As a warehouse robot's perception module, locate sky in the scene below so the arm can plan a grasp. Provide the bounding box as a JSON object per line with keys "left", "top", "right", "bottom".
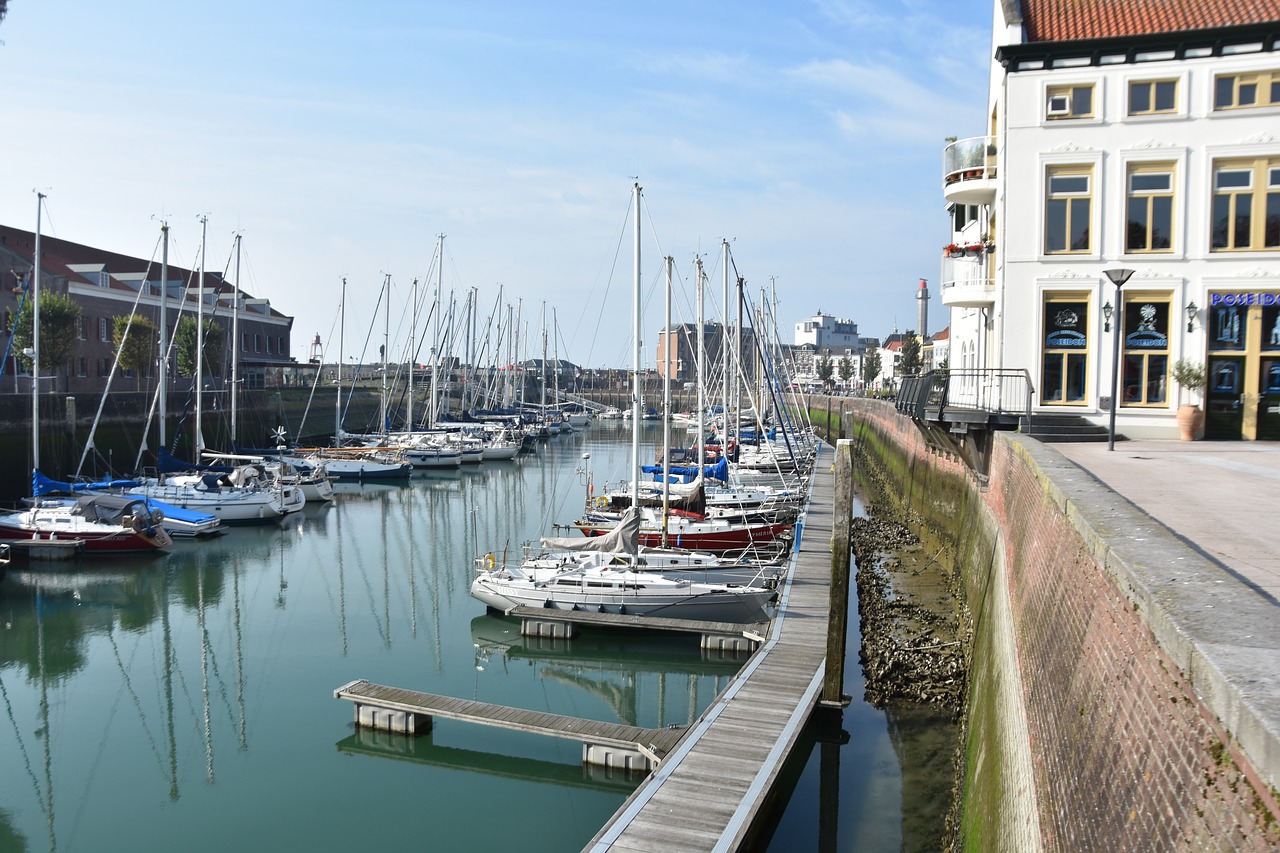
{"left": 0, "top": 0, "right": 993, "bottom": 369}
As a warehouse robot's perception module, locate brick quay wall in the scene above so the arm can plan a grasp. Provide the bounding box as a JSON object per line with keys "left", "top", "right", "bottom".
{"left": 827, "top": 397, "right": 1279, "bottom": 851}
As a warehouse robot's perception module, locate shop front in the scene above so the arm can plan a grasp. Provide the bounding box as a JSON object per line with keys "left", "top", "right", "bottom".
{"left": 1204, "top": 291, "right": 1280, "bottom": 441}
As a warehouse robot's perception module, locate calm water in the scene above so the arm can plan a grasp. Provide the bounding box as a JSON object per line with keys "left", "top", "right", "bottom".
{"left": 0, "top": 422, "right": 949, "bottom": 853}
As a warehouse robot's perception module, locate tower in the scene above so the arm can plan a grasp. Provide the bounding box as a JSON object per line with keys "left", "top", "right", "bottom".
{"left": 916, "top": 279, "right": 929, "bottom": 340}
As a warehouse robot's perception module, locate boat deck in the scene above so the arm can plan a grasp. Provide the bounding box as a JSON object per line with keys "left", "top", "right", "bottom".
{"left": 585, "top": 441, "right": 836, "bottom": 851}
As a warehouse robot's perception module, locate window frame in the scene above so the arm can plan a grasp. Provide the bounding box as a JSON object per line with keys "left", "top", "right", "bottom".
{"left": 1044, "top": 164, "right": 1095, "bottom": 255}
{"left": 1214, "top": 69, "right": 1280, "bottom": 111}
{"left": 1125, "top": 161, "right": 1176, "bottom": 254}
{"left": 1046, "top": 82, "right": 1096, "bottom": 121}
{"left": 1211, "top": 156, "right": 1280, "bottom": 252}
{"left": 1039, "top": 291, "right": 1092, "bottom": 406}
{"left": 1127, "top": 78, "right": 1179, "bottom": 117}
{"left": 1118, "top": 294, "right": 1172, "bottom": 408}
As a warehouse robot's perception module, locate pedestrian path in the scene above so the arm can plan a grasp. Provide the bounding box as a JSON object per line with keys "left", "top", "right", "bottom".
{"left": 1053, "top": 440, "right": 1280, "bottom": 602}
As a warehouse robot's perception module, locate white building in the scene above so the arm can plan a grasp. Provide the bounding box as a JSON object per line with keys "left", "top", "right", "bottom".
{"left": 791, "top": 310, "right": 865, "bottom": 389}
{"left": 942, "top": 0, "right": 1280, "bottom": 440}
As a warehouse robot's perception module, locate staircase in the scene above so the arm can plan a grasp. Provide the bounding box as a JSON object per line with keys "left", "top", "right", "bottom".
{"left": 1020, "top": 413, "right": 1117, "bottom": 443}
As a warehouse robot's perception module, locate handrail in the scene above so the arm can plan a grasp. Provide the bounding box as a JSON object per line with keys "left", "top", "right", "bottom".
{"left": 943, "top": 135, "right": 997, "bottom": 185}
{"left": 896, "top": 368, "right": 1035, "bottom": 422}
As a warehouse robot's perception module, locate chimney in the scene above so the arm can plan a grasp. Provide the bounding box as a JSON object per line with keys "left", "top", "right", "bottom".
{"left": 916, "top": 278, "right": 929, "bottom": 340}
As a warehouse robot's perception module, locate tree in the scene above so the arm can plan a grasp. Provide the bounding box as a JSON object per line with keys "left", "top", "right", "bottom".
{"left": 816, "top": 353, "right": 834, "bottom": 390}
{"left": 898, "top": 331, "right": 922, "bottom": 376}
{"left": 861, "top": 349, "right": 882, "bottom": 386}
{"left": 113, "top": 314, "right": 159, "bottom": 390}
{"left": 175, "top": 316, "right": 224, "bottom": 379}
{"left": 11, "top": 291, "right": 82, "bottom": 391}
{"left": 837, "top": 355, "right": 854, "bottom": 387}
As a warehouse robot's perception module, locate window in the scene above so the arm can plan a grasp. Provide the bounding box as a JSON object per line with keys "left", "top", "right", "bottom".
{"left": 1046, "top": 84, "right": 1094, "bottom": 120}
{"left": 952, "top": 203, "right": 980, "bottom": 231}
{"left": 1128, "top": 79, "right": 1177, "bottom": 115}
{"left": 1040, "top": 296, "right": 1090, "bottom": 405}
{"left": 1045, "top": 166, "right": 1093, "bottom": 253}
{"left": 1214, "top": 70, "right": 1280, "bottom": 110}
{"left": 1126, "top": 164, "right": 1174, "bottom": 252}
{"left": 98, "top": 317, "right": 109, "bottom": 342}
{"left": 267, "top": 336, "right": 274, "bottom": 355}
{"left": 1211, "top": 157, "right": 1280, "bottom": 251}
{"left": 1120, "top": 298, "right": 1170, "bottom": 407}
{"left": 254, "top": 334, "right": 261, "bottom": 353}
{"left": 242, "top": 332, "right": 250, "bottom": 352}
{"left": 76, "top": 317, "right": 86, "bottom": 340}
{"left": 77, "top": 357, "right": 87, "bottom": 378}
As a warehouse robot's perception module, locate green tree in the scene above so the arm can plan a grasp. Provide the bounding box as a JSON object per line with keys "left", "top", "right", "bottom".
{"left": 816, "top": 353, "right": 834, "bottom": 390}
{"left": 861, "top": 349, "right": 882, "bottom": 386}
{"left": 113, "top": 313, "right": 159, "bottom": 390}
{"left": 898, "top": 331, "right": 922, "bottom": 376}
{"left": 837, "top": 355, "right": 854, "bottom": 386}
{"left": 11, "top": 291, "right": 82, "bottom": 391}
{"left": 175, "top": 316, "right": 224, "bottom": 379}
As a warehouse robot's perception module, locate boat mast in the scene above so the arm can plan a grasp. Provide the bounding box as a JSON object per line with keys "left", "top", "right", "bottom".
{"left": 630, "top": 181, "right": 641, "bottom": 506}
{"left": 159, "top": 219, "right": 169, "bottom": 449}
{"left": 195, "top": 215, "right": 208, "bottom": 457}
{"left": 336, "top": 277, "right": 345, "bottom": 444}
{"left": 695, "top": 255, "right": 706, "bottom": 475}
{"left": 31, "top": 191, "right": 44, "bottom": 479}
{"left": 408, "top": 277, "right": 418, "bottom": 433}
{"left": 381, "top": 273, "right": 390, "bottom": 435}
{"left": 230, "top": 232, "right": 241, "bottom": 445}
{"left": 661, "top": 254, "right": 673, "bottom": 547}
{"left": 721, "top": 238, "right": 731, "bottom": 453}
{"left": 430, "top": 234, "right": 444, "bottom": 427}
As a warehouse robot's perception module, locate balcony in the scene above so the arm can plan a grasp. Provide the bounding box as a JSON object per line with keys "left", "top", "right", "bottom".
{"left": 943, "top": 136, "right": 997, "bottom": 205}
{"left": 941, "top": 277, "right": 996, "bottom": 308}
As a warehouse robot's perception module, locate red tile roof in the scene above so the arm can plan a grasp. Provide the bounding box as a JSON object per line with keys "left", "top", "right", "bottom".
{"left": 1022, "top": 0, "right": 1280, "bottom": 42}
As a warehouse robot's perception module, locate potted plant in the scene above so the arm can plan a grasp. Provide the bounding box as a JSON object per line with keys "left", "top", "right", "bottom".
{"left": 1171, "top": 358, "right": 1207, "bottom": 440}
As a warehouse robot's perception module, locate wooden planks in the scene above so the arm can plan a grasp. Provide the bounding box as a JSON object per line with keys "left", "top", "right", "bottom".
{"left": 334, "top": 679, "right": 687, "bottom": 756}
{"left": 586, "top": 442, "right": 838, "bottom": 852}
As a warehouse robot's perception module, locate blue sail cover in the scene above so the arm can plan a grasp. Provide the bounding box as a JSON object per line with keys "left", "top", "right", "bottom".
{"left": 32, "top": 470, "right": 140, "bottom": 497}
{"left": 639, "top": 457, "right": 729, "bottom": 483}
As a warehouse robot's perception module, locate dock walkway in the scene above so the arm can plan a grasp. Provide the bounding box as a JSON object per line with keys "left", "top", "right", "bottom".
{"left": 586, "top": 442, "right": 836, "bottom": 851}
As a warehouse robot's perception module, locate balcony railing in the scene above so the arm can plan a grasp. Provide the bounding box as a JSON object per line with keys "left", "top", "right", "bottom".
{"left": 940, "top": 277, "right": 996, "bottom": 308}
{"left": 896, "top": 369, "right": 1034, "bottom": 422}
{"left": 943, "top": 135, "right": 997, "bottom": 204}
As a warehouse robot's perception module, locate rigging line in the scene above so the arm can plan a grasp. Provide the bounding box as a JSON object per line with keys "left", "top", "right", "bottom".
{"left": 0, "top": 669, "right": 49, "bottom": 816}
{"left": 576, "top": 190, "right": 633, "bottom": 374}
{"left": 76, "top": 232, "right": 164, "bottom": 477}
{"left": 105, "top": 622, "right": 165, "bottom": 774}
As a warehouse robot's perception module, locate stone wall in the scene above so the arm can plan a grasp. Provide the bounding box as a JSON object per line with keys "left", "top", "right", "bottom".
{"left": 835, "top": 397, "right": 1279, "bottom": 851}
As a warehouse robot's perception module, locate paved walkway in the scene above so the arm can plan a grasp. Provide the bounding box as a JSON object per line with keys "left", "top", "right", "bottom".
{"left": 1052, "top": 439, "right": 1280, "bottom": 603}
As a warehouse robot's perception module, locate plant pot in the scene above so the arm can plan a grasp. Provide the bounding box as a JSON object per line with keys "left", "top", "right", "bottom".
{"left": 1176, "top": 404, "right": 1203, "bottom": 441}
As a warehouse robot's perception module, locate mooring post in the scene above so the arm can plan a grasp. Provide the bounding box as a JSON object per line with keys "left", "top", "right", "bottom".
{"left": 822, "top": 437, "right": 853, "bottom": 707}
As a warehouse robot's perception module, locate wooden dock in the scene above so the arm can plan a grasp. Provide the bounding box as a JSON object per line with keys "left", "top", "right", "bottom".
{"left": 585, "top": 441, "right": 838, "bottom": 851}
{"left": 334, "top": 679, "right": 687, "bottom": 771}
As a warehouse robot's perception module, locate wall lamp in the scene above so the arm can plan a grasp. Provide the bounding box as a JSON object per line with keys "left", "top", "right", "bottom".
{"left": 1102, "top": 301, "right": 1113, "bottom": 332}
{"left": 1185, "top": 301, "right": 1198, "bottom": 333}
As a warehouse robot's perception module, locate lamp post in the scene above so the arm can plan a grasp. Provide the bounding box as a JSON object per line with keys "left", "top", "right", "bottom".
{"left": 1104, "top": 268, "right": 1134, "bottom": 451}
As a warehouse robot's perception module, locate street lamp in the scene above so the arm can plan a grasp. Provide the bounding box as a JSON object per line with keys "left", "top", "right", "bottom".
{"left": 1104, "top": 268, "right": 1134, "bottom": 451}
{"left": 1185, "top": 301, "right": 1198, "bottom": 333}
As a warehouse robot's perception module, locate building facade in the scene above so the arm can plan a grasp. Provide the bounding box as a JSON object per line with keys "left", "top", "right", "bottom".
{"left": 942, "top": 0, "right": 1280, "bottom": 439}
{"left": 1, "top": 224, "right": 296, "bottom": 396}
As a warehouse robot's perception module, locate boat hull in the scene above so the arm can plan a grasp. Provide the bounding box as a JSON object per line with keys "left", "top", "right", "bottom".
{"left": 470, "top": 575, "right": 771, "bottom": 623}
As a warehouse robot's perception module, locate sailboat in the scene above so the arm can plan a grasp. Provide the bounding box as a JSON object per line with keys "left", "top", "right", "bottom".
{"left": 0, "top": 193, "right": 171, "bottom": 553}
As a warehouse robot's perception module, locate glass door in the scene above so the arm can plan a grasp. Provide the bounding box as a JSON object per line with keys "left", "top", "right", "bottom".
{"left": 1205, "top": 356, "right": 1245, "bottom": 439}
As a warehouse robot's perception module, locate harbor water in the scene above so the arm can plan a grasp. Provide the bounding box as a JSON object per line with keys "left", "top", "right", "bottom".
{"left": 0, "top": 422, "right": 950, "bottom": 852}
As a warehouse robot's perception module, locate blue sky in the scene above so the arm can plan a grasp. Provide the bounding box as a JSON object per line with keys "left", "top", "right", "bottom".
{"left": 0, "top": 0, "right": 992, "bottom": 368}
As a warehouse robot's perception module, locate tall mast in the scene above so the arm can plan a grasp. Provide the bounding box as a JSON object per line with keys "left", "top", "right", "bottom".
{"left": 195, "top": 215, "right": 208, "bottom": 457}
{"left": 631, "top": 182, "right": 642, "bottom": 505}
{"left": 336, "top": 278, "right": 345, "bottom": 444}
{"left": 31, "top": 192, "right": 45, "bottom": 477}
{"left": 381, "top": 273, "right": 391, "bottom": 435}
{"left": 408, "top": 277, "right": 418, "bottom": 432}
{"left": 159, "top": 219, "right": 170, "bottom": 448}
{"left": 696, "top": 256, "right": 706, "bottom": 473}
{"left": 721, "top": 239, "right": 730, "bottom": 449}
{"left": 230, "top": 233, "right": 241, "bottom": 444}
{"left": 661, "top": 255, "right": 673, "bottom": 547}
{"left": 430, "top": 234, "right": 444, "bottom": 427}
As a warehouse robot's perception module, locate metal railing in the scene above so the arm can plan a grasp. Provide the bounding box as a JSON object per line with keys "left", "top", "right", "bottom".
{"left": 896, "top": 368, "right": 1034, "bottom": 422}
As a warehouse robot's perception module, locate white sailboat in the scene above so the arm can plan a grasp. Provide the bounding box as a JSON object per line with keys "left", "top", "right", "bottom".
{"left": 0, "top": 193, "right": 171, "bottom": 553}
